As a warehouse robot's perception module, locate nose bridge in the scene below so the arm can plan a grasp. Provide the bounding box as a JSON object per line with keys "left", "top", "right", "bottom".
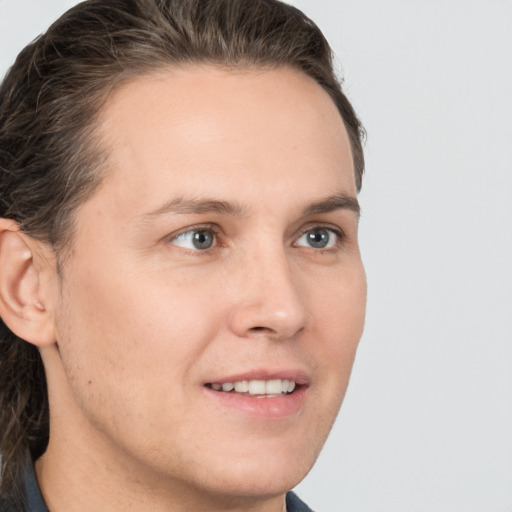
{"left": 228, "top": 237, "right": 307, "bottom": 339}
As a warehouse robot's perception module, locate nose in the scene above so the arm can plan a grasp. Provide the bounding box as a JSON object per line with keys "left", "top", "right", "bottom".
{"left": 227, "top": 248, "right": 307, "bottom": 340}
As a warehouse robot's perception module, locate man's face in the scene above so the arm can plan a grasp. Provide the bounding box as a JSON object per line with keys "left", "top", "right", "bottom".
{"left": 49, "top": 66, "right": 366, "bottom": 500}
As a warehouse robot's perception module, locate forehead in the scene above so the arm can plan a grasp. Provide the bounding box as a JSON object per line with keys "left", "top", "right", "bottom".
{"left": 91, "top": 65, "right": 355, "bottom": 217}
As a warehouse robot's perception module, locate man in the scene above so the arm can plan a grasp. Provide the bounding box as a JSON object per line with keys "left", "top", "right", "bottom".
{"left": 0, "top": 0, "right": 366, "bottom": 510}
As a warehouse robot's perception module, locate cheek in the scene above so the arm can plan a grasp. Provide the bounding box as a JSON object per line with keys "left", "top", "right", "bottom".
{"left": 55, "top": 263, "right": 222, "bottom": 412}
{"left": 307, "top": 264, "right": 366, "bottom": 395}
{"left": 53, "top": 269, "right": 228, "bottom": 466}
{"left": 311, "top": 261, "right": 366, "bottom": 338}
{"left": 61, "top": 257, "right": 218, "bottom": 344}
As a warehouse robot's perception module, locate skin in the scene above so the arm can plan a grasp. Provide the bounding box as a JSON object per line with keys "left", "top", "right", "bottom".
{"left": 21, "top": 66, "right": 366, "bottom": 511}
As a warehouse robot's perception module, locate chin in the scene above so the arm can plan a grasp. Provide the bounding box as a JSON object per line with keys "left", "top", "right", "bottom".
{"left": 198, "top": 467, "right": 307, "bottom": 502}
{"left": 183, "top": 434, "right": 322, "bottom": 501}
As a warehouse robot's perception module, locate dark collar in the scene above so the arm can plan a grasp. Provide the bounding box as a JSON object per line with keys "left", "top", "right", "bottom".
{"left": 24, "top": 462, "right": 49, "bottom": 512}
{"left": 286, "top": 491, "right": 315, "bottom": 512}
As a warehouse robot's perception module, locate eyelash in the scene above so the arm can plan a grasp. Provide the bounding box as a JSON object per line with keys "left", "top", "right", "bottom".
{"left": 168, "top": 224, "right": 345, "bottom": 252}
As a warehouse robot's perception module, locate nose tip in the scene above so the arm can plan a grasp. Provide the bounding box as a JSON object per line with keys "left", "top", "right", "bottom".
{"left": 228, "top": 259, "right": 307, "bottom": 340}
{"left": 230, "top": 302, "right": 306, "bottom": 341}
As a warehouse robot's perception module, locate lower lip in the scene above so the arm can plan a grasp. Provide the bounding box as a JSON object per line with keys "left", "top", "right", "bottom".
{"left": 204, "top": 386, "right": 308, "bottom": 420}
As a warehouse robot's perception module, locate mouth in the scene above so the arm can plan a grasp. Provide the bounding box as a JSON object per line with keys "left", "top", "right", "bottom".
{"left": 205, "top": 378, "right": 298, "bottom": 398}
{"left": 203, "top": 370, "right": 309, "bottom": 418}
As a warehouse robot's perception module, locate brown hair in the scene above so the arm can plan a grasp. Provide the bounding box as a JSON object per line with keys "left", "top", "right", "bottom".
{"left": 0, "top": 0, "right": 365, "bottom": 507}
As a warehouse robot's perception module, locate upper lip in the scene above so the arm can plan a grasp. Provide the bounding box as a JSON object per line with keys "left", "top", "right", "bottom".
{"left": 205, "top": 368, "right": 310, "bottom": 386}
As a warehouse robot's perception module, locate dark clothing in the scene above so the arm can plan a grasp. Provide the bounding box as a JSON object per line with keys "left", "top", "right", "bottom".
{"left": 24, "top": 463, "right": 48, "bottom": 512}
{"left": 0, "top": 460, "right": 48, "bottom": 512}
{"left": 286, "top": 491, "right": 315, "bottom": 511}
{"left": 2, "top": 463, "right": 314, "bottom": 511}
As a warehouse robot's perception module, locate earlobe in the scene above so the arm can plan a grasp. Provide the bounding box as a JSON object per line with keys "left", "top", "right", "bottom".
{"left": 0, "top": 218, "right": 56, "bottom": 347}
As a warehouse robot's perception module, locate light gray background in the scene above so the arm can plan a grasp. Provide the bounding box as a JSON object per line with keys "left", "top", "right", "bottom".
{"left": 1, "top": 1, "right": 511, "bottom": 511}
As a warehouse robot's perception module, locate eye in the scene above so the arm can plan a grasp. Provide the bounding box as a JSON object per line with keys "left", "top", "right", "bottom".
{"left": 295, "top": 227, "right": 339, "bottom": 249}
{"left": 171, "top": 228, "right": 216, "bottom": 250}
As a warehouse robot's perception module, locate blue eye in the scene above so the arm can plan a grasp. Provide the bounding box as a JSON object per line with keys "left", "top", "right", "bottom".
{"left": 296, "top": 228, "right": 338, "bottom": 249}
{"left": 172, "top": 229, "right": 216, "bottom": 250}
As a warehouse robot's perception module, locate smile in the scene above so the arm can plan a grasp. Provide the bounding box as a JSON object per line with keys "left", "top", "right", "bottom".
{"left": 206, "top": 379, "right": 296, "bottom": 397}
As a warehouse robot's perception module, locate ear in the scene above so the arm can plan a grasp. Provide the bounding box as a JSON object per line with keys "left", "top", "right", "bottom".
{"left": 0, "top": 218, "right": 57, "bottom": 347}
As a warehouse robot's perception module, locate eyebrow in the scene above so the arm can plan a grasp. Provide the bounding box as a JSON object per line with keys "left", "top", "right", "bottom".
{"left": 143, "top": 197, "right": 245, "bottom": 218}
{"left": 141, "top": 193, "right": 360, "bottom": 219}
{"left": 303, "top": 193, "right": 361, "bottom": 218}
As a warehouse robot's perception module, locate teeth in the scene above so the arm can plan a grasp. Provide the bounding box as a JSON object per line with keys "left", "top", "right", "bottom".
{"left": 248, "top": 380, "right": 266, "bottom": 394}
{"left": 210, "top": 379, "right": 297, "bottom": 395}
{"left": 265, "top": 379, "right": 283, "bottom": 394}
{"left": 234, "top": 381, "right": 249, "bottom": 393}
